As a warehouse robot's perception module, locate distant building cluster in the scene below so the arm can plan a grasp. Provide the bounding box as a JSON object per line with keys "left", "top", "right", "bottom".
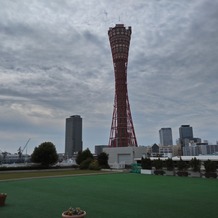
{"left": 92, "top": 124, "right": 218, "bottom": 166}
{"left": 177, "top": 125, "right": 218, "bottom": 156}
{"left": 157, "top": 125, "right": 218, "bottom": 156}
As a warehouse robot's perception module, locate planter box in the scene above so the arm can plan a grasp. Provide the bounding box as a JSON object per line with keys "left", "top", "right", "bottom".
{"left": 204, "top": 172, "right": 217, "bottom": 179}
{"left": 154, "top": 170, "right": 165, "bottom": 176}
{"left": 189, "top": 172, "right": 201, "bottom": 178}
{"left": 176, "top": 171, "right": 189, "bottom": 177}
{"left": 141, "top": 169, "right": 153, "bottom": 175}
{"left": 165, "top": 170, "right": 175, "bottom": 176}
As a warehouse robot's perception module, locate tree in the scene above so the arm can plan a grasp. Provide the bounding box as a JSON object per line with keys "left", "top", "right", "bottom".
{"left": 31, "top": 142, "right": 58, "bottom": 166}
{"left": 76, "top": 148, "right": 93, "bottom": 165}
{"left": 176, "top": 158, "right": 189, "bottom": 176}
{"left": 165, "top": 158, "right": 174, "bottom": 171}
{"left": 190, "top": 157, "right": 201, "bottom": 172}
{"left": 97, "top": 152, "right": 109, "bottom": 169}
{"left": 177, "top": 158, "right": 188, "bottom": 171}
{"left": 153, "top": 158, "right": 163, "bottom": 170}
{"left": 75, "top": 151, "right": 83, "bottom": 165}
{"left": 204, "top": 160, "right": 216, "bottom": 173}
{"left": 204, "top": 160, "right": 217, "bottom": 178}
{"left": 141, "top": 157, "right": 152, "bottom": 170}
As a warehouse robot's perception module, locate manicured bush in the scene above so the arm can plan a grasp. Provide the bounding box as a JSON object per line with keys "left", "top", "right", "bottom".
{"left": 76, "top": 149, "right": 94, "bottom": 165}
{"left": 154, "top": 170, "right": 165, "bottom": 175}
{"left": 165, "top": 158, "right": 174, "bottom": 171}
{"left": 177, "top": 171, "right": 189, "bottom": 177}
{"left": 189, "top": 157, "right": 201, "bottom": 172}
{"left": 79, "top": 158, "right": 93, "bottom": 170}
{"left": 141, "top": 157, "right": 152, "bottom": 170}
{"left": 153, "top": 158, "right": 163, "bottom": 170}
{"left": 204, "top": 160, "right": 216, "bottom": 173}
{"left": 204, "top": 172, "right": 217, "bottom": 178}
{"left": 97, "top": 152, "right": 110, "bottom": 169}
{"left": 89, "top": 160, "right": 100, "bottom": 170}
{"left": 204, "top": 160, "right": 217, "bottom": 178}
{"left": 177, "top": 158, "right": 188, "bottom": 171}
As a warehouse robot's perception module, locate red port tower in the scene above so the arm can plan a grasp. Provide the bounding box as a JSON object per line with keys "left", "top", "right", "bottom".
{"left": 108, "top": 24, "right": 138, "bottom": 147}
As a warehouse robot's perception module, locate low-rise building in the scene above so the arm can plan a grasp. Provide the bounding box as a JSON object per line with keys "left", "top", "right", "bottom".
{"left": 103, "top": 146, "right": 147, "bottom": 166}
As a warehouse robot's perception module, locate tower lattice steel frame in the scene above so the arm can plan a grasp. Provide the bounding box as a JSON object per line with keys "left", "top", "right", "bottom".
{"left": 108, "top": 24, "right": 138, "bottom": 147}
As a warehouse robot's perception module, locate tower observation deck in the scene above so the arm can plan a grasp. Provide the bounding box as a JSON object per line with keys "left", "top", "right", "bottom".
{"left": 108, "top": 24, "right": 138, "bottom": 147}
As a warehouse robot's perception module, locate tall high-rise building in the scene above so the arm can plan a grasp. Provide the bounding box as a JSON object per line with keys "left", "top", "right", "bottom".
{"left": 179, "top": 125, "right": 193, "bottom": 140}
{"left": 159, "top": 128, "right": 173, "bottom": 146}
{"left": 179, "top": 125, "right": 193, "bottom": 148}
{"left": 108, "top": 24, "right": 137, "bottom": 147}
{"left": 65, "top": 115, "right": 82, "bottom": 157}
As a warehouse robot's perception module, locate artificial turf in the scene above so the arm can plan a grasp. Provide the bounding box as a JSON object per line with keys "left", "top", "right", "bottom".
{"left": 0, "top": 173, "right": 217, "bottom": 218}
{"left": 0, "top": 169, "right": 104, "bottom": 180}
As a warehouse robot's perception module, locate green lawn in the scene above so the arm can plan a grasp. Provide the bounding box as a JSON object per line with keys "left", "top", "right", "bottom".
{"left": 0, "top": 169, "right": 104, "bottom": 180}
{"left": 0, "top": 173, "right": 217, "bottom": 218}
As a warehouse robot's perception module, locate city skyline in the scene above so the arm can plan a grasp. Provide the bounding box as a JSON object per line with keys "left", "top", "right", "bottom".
{"left": 0, "top": 0, "right": 218, "bottom": 154}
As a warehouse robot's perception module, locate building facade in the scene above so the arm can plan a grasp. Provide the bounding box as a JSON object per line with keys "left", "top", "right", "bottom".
{"left": 95, "top": 145, "right": 108, "bottom": 156}
{"left": 159, "top": 128, "right": 173, "bottom": 146}
{"left": 183, "top": 143, "right": 218, "bottom": 156}
{"left": 179, "top": 125, "right": 193, "bottom": 141}
{"left": 179, "top": 125, "right": 193, "bottom": 148}
{"left": 103, "top": 146, "right": 147, "bottom": 166}
{"left": 65, "top": 115, "right": 83, "bottom": 157}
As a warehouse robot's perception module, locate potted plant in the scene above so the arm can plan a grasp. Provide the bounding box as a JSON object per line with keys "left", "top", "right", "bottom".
{"left": 0, "top": 193, "right": 7, "bottom": 206}
{"left": 62, "top": 207, "right": 86, "bottom": 218}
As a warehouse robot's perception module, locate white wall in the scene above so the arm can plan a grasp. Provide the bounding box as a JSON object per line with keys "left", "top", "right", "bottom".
{"left": 103, "top": 146, "right": 147, "bottom": 165}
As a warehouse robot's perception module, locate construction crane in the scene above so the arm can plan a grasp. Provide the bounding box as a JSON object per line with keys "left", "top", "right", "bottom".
{"left": 18, "top": 138, "right": 31, "bottom": 160}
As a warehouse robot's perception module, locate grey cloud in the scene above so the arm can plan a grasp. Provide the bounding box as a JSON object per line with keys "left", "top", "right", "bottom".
{"left": 0, "top": 0, "right": 218, "bottom": 153}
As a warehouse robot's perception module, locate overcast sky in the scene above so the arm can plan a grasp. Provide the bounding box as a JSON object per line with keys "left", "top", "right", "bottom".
{"left": 0, "top": 0, "right": 218, "bottom": 154}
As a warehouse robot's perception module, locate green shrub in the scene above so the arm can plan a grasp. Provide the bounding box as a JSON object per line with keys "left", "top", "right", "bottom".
{"left": 153, "top": 158, "right": 163, "bottom": 170}
{"left": 177, "top": 158, "right": 188, "bottom": 171}
{"left": 189, "top": 157, "right": 201, "bottom": 172}
{"left": 154, "top": 170, "right": 165, "bottom": 175}
{"left": 89, "top": 160, "right": 100, "bottom": 170}
{"left": 97, "top": 152, "right": 110, "bottom": 169}
{"left": 204, "top": 172, "right": 217, "bottom": 178}
{"left": 177, "top": 171, "right": 189, "bottom": 177}
{"left": 165, "top": 158, "right": 174, "bottom": 171}
{"left": 31, "top": 142, "right": 58, "bottom": 166}
{"left": 79, "top": 158, "right": 93, "bottom": 170}
{"left": 141, "top": 157, "right": 152, "bottom": 170}
{"left": 204, "top": 160, "right": 217, "bottom": 173}
{"left": 76, "top": 149, "right": 93, "bottom": 165}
